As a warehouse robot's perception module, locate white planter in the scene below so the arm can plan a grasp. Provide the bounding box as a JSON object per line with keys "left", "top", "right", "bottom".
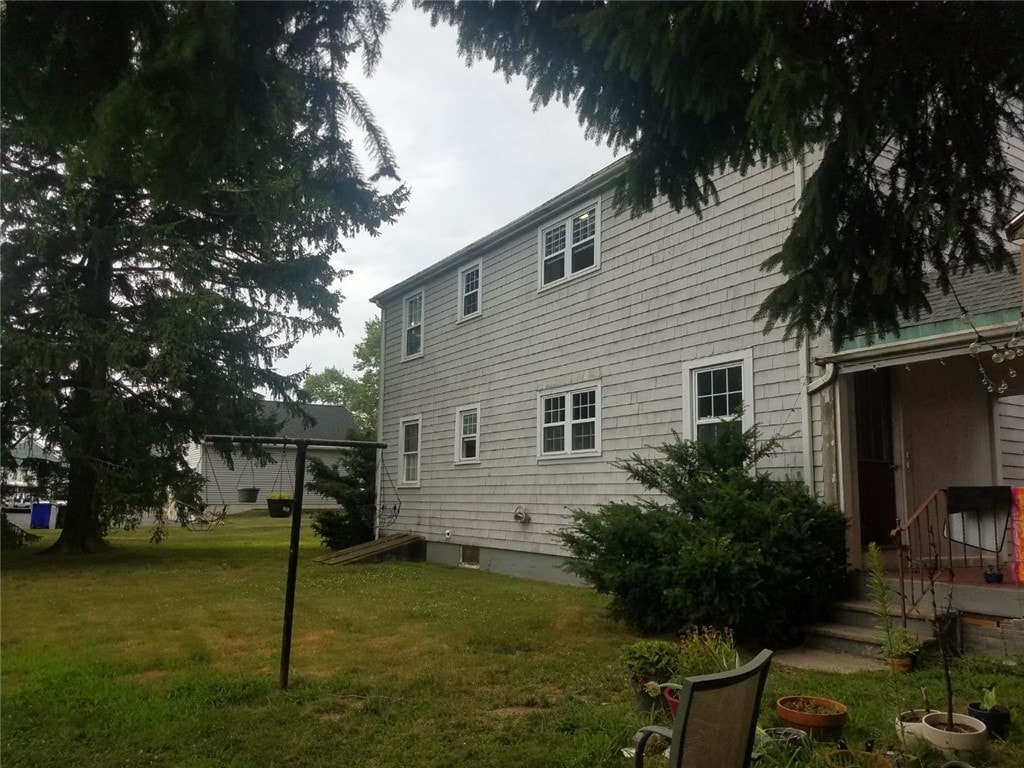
{"left": 895, "top": 709, "right": 936, "bottom": 743}
{"left": 920, "top": 712, "right": 988, "bottom": 757}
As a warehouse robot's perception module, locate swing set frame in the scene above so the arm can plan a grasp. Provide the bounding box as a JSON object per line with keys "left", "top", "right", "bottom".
{"left": 205, "top": 433, "right": 387, "bottom": 691}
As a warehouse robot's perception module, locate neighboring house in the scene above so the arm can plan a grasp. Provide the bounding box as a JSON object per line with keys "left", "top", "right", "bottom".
{"left": 2, "top": 436, "right": 63, "bottom": 505}
{"left": 185, "top": 400, "right": 355, "bottom": 511}
{"left": 371, "top": 146, "right": 1024, "bottom": 605}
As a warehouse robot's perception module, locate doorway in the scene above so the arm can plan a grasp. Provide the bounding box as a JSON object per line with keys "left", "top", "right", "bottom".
{"left": 854, "top": 370, "right": 898, "bottom": 546}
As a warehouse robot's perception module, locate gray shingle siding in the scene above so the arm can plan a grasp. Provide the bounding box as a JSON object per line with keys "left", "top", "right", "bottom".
{"left": 377, "top": 159, "right": 815, "bottom": 557}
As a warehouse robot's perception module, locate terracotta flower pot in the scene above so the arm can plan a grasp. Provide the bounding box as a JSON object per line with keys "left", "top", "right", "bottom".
{"left": 663, "top": 686, "right": 680, "bottom": 717}
{"left": 920, "top": 712, "right": 987, "bottom": 757}
{"left": 776, "top": 696, "right": 848, "bottom": 739}
{"left": 887, "top": 655, "right": 913, "bottom": 675}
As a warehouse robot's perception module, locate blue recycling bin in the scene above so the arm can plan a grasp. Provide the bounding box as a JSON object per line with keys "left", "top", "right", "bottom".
{"left": 30, "top": 502, "right": 52, "bottom": 529}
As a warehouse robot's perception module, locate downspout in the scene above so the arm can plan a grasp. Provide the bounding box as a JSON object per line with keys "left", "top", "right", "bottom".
{"left": 373, "top": 303, "right": 385, "bottom": 540}
{"left": 794, "top": 156, "right": 815, "bottom": 488}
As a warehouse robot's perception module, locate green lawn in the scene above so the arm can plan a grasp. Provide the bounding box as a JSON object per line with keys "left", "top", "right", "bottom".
{"left": 2, "top": 515, "right": 1022, "bottom": 767}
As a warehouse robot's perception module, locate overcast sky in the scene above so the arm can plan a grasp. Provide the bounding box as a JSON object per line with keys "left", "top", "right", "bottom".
{"left": 282, "top": 5, "right": 617, "bottom": 377}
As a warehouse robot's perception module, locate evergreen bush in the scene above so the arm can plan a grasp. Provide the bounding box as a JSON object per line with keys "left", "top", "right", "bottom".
{"left": 307, "top": 429, "right": 376, "bottom": 552}
{"left": 560, "top": 423, "right": 848, "bottom": 644}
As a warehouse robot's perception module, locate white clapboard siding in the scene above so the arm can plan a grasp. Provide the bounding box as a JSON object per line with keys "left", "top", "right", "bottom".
{"left": 377, "top": 158, "right": 821, "bottom": 557}
{"left": 999, "top": 396, "right": 1024, "bottom": 485}
{"left": 197, "top": 444, "right": 352, "bottom": 507}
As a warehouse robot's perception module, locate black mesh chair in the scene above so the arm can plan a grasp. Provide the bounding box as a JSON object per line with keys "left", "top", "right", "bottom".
{"left": 634, "top": 649, "right": 772, "bottom": 768}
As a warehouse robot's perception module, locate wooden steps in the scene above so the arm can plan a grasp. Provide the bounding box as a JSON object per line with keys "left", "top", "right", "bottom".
{"left": 315, "top": 531, "right": 425, "bottom": 566}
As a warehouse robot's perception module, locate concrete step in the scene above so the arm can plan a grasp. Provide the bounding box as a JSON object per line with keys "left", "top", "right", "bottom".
{"left": 828, "top": 599, "right": 936, "bottom": 637}
{"left": 803, "top": 623, "right": 888, "bottom": 658}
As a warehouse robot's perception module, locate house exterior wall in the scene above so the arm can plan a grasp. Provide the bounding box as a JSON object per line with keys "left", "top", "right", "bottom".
{"left": 196, "top": 445, "right": 346, "bottom": 507}
{"left": 998, "top": 395, "right": 1024, "bottom": 484}
{"left": 376, "top": 160, "right": 821, "bottom": 564}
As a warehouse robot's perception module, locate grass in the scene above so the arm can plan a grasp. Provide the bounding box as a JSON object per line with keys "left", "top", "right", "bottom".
{"left": 2, "top": 514, "right": 1023, "bottom": 767}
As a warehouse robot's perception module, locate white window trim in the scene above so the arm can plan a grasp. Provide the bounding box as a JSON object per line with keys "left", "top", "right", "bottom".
{"left": 402, "top": 290, "right": 424, "bottom": 361}
{"left": 536, "top": 381, "right": 602, "bottom": 459}
{"left": 399, "top": 415, "right": 422, "bottom": 487}
{"left": 536, "top": 198, "right": 602, "bottom": 292}
{"left": 454, "top": 404, "right": 481, "bottom": 464}
{"left": 680, "top": 350, "right": 754, "bottom": 441}
{"left": 457, "top": 260, "right": 482, "bottom": 323}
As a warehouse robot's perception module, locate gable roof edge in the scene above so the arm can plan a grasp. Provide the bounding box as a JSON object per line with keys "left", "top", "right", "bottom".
{"left": 370, "top": 155, "right": 628, "bottom": 305}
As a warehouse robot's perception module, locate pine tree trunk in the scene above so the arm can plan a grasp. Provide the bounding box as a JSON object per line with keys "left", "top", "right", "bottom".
{"left": 45, "top": 186, "right": 115, "bottom": 554}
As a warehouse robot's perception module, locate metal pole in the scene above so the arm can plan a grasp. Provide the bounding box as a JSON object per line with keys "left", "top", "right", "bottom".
{"left": 279, "top": 440, "right": 308, "bottom": 690}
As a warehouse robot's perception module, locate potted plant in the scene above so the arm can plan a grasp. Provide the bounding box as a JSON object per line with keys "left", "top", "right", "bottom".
{"left": 867, "top": 543, "right": 920, "bottom": 674}
{"left": 916, "top": 542, "right": 987, "bottom": 756}
{"left": 237, "top": 487, "right": 259, "bottom": 503}
{"left": 967, "top": 685, "right": 1011, "bottom": 741}
{"left": 266, "top": 491, "right": 293, "bottom": 518}
{"left": 984, "top": 567, "right": 1004, "bottom": 584}
{"left": 776, "top": 695, "right": 849, "bottom": 738}
{"left": 661, "top": 626, "right": 737, "bottom": 717}
{"left": 620, "top": 640, "right": 678, "bottom": 714}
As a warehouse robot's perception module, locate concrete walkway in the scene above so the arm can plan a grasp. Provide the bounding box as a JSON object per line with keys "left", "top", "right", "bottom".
{"left": 773, "top": 647, "right": 888, "bottom": 674}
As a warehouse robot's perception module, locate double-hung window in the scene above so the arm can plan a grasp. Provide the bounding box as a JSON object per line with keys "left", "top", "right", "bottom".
{"left": 455, "top": 405, "right": 480, "bottom": 463}
{"left": 682, "top": 351, "right": 754, "bottom": 443}
{"left": 403, "top": 291, "right": 423, "bottom": 359}
{"left": 539, "top": 201, "right": 600, "bottom": 288}
{"left": 538, "top": 385, "right": 600, "bottom": 457}
{"left": 458, "top": 262, "right": 481, "bottom": 321}
{"left": 400, "top": 416, "right": 421, "bottom": 486}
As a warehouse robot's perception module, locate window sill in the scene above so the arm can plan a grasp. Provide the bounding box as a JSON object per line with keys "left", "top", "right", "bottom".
{"left": 456, "top": 311, "right": 482, "bottom": 325}
{"left": 537, "top": 264, "right": 600, "bottom": 294}
{"left": 398, "top": 481, "right": 421, "bottom": 489}
{"left": 401, "top": 352, "right": 424, "bottom": 363}
{"left": 537, "top": 450, "right": 602, "bottom": 462}
{"left": 454, "top": 458, "right": 481, "bottom": 466}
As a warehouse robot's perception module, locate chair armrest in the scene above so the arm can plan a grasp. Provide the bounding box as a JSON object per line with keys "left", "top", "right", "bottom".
{"left": 634, "top": 725, "right": 672, "bottom": 768}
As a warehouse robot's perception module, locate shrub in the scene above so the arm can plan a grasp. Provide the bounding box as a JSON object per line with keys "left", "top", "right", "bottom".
{"left": 1, "top": 511, "right": 40, "bottom": 550}
{"left": 560, "top": 423, "right": 848, "bottom": 644}
{"left": 307, "top": 428, "right": 376, "bottom": 552}
{"left": 620, "top": 640, "right": 680, "bottom": 687}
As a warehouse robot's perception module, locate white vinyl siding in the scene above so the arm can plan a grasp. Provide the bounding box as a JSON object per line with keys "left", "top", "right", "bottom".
{"left": 403, "top": 291, "right": 423, "bottom": 360}
{"left": 538, "top": 200, "right": 600, "bottom": 289}
{"left": 400, "top": 416, "right": 421, "bottom": 486}
{"left": 455, "top": 405, "right": 481, "bottom": 463}
{"left": 682, "top": 350, "right": 755, "bottom": 442}
{"left": 538, "top": 384, "right": 601, "bottom": 458}
{"left": 458, "top": 261, "right": 482, "bottom": 321}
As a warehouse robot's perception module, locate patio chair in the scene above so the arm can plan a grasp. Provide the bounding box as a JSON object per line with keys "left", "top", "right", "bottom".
{"left": 633, "top": 648, "right": 772, "bottom": 768}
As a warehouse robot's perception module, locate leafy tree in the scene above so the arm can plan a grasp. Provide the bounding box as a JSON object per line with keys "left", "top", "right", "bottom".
{"left": 422, "top": 1, "right": 1024, "bottom": 345}
{"left": 301, "top": 316, "right": 380, "bottom": 433}
{"left": 1, "top": 3, "right": 407, "bottom": 552}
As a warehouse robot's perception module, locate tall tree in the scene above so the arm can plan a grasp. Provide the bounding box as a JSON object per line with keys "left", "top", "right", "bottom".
{"left": 301, "top": 316, "right": 380, "bottom": 433}
{"left": 422, "top": 1, "right": 1024, "bottom": 345}
{"left": 1, "top": 3, "right": 407, "bottom": 552}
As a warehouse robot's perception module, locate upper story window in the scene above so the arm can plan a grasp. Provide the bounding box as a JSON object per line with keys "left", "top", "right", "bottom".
{"left": 400, "top": 416, "right": 421, "bottom": 486}
{"left": 538, "top": 384, "right": 601, "bottom": 458}
{"left": 455, "top": 405, "right": 480, "bottom": 463}
{"left": 458, "top": 261, "right": 481, "bottom": 321}
{"left": 403, "top": 291, "right": 423, "bottom": 360}
{"left": 538, "top": 200, "right": 601, "bottom": 289}
{"left": 682, "top": 350, "right": 754, "bottom": 443}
